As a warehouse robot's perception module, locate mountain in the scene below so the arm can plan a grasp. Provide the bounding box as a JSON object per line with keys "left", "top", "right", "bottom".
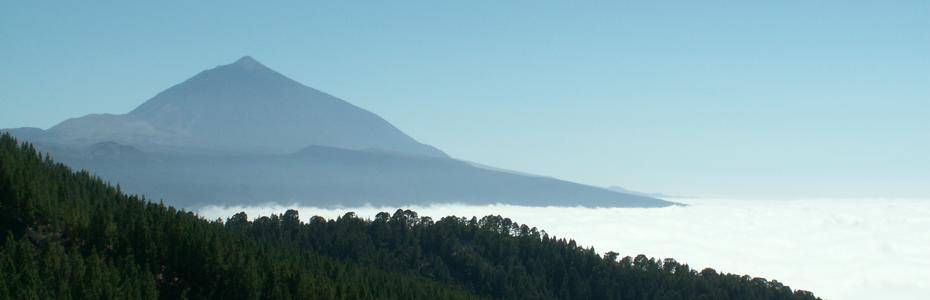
{"left": 3, "top": 56, "right": 673, "bottom": 208}
{"left": 0, "top": 134, "right": 820, "bottom": 299}
{"left": 28, "top": 56, "right": 445, "bottom": 157}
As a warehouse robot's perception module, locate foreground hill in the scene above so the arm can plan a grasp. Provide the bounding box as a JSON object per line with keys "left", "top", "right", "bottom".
{"left": 3, "top": 56, "right": 670, "bottom": 208}
{"left": 0, "top": 134, "right": 817, "bottom": 299}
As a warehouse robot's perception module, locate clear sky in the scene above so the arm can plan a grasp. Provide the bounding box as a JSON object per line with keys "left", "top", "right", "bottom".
{"left": 2, "top": 1, "right": 928, "bottom": 198}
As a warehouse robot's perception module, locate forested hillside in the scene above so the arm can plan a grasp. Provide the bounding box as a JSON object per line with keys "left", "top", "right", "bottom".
{"left": 0, "top": 134, "right": 819, "bottom": 299}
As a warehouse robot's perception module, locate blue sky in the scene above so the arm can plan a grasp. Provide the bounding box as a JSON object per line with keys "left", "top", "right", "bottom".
{"left": 2, "top": 1, "right": 928, "bottom": 198}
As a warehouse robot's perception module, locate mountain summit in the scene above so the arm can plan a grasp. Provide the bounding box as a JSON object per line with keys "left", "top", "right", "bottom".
{"left": 229, "top": 55, "right": 264, "bottom": 69}
{"left": 40, "top": 56, "right": 446, "bottom": 156}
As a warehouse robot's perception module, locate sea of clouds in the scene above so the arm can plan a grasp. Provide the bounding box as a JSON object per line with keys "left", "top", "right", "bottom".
{"left": 198, "top": 198, "right": 930, "bottom": 300}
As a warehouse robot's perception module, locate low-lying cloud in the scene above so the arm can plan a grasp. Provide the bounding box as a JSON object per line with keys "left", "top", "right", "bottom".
{"left": 198, "top": 198, "right": 930, "bottom": 300}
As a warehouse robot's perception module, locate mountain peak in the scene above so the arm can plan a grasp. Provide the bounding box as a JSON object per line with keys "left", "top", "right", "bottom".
{"left": 114, "top": 56, "right": 449, "bottom": 157}
{"left": 228, "top": 55, "right": 267, "bottom": 71}
{"left": 236, "top": 55, "right": 257, "bottom": 62}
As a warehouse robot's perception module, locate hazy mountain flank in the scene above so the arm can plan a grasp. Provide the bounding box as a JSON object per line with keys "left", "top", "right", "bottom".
{"left": 3, "top": 56, "right": 673, "bottom": 208}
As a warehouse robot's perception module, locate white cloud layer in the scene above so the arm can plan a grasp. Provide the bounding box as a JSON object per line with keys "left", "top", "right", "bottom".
{"left": 198, "top": 198, "right": 930, "bottom": 300}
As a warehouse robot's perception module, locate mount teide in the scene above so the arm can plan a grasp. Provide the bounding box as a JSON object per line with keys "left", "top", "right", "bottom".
{"left": 30, "top": 56, "right": 445, "bottom": 157}
{"left": 4, "top": 57, "right": 673, "bottom": 208}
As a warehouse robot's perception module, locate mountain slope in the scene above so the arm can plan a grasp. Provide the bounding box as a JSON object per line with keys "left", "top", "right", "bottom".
{"left": 607, "top": 186, "right": 684, "bottom": 199}
{"left": 0, "top": 134, "right": 819, "bottom": 299}
{"left": 48, "top": 142, "right": 674, "bottom": 208}
{"left": 0, "top": 134, "right": 476, "bottom": 299}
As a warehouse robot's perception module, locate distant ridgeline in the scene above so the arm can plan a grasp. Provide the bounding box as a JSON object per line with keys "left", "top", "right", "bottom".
{"left": 1, "top": 56, "right": 672, "bottom": 209}
{"left": 0, "top": 134, "right": 817, "bottom": 299}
